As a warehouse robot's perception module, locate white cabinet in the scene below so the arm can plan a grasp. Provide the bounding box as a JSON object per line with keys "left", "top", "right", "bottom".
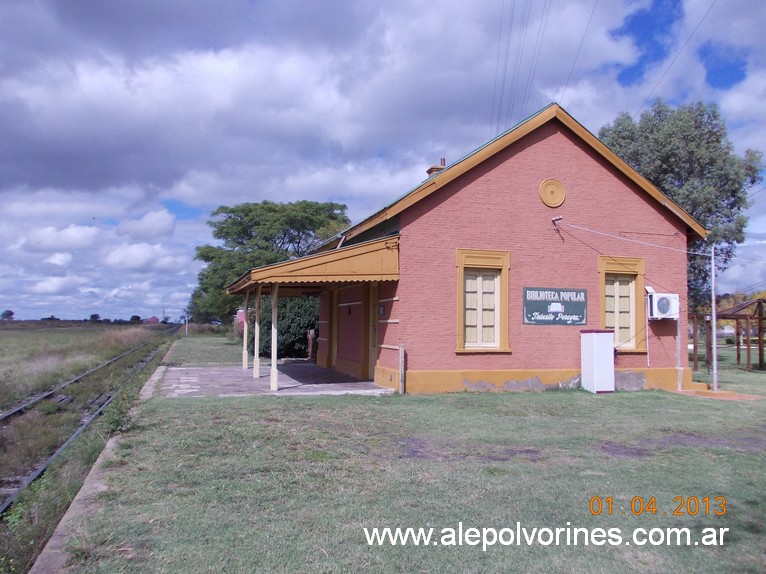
{"left": 580, "top": 330, "right": 615, "bottom": 393}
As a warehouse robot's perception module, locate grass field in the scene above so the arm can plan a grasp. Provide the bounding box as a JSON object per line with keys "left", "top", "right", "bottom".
{"left": 161, "top": 335, "right": 243, "bottom": 366}
{"left": 692, "top": 345, "right": 766, "bottom": 397}
{"left": 0, "top": 323, "right": 164, "bottom": 410}
{"left": 0, "top": 328, "right": 176, "bottom": 574}
{"left": 61, "top": 338, "right": 766, "bottom": 574}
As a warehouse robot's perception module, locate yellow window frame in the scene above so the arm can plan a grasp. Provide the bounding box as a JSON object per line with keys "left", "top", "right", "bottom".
{"left": 598, "top": 256, "right": 646, "bottom": 353}
{"left": 456, "top": 249, "right": 511, "bottom": 353}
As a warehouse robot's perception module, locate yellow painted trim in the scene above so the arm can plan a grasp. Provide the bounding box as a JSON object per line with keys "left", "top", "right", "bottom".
{"left": 227, "top": 235, "right": 399, "bottom": 294}
{"left": 331, "top": 288, "right": 338, "bottom": 367}
{"left": 335, "top": 357, "right": 365, "bottom": 380}
{"left": 406, "top": 369, "right": 581, "bottom": 394}
{"left": 330, "top": 104, "right": 706, "bottom": 247}
{"left": 539, "top": 178, "right": 566, "bottom": 208}
{"left": 456, "top": 249, "right": 510, "bottom": 353}
{"left": 401, "top": 367, "right": 703, "bottom": 394}
{"left": 634, "top": 368, "right": 701, "bottom": 391}
{"left": 553, "top": 109, "right": 708, "bottom": 239}
{"left": 374, "top": 365, "right": 399, "bottom": 391}
{"left": 455, "top": 348, "right": 513, "bottom": 354}
{"left": 316, "top": 345, "right": 331, "bottom": 368}
{"left": 365, "top": 283, "right": 377, "bottom": 380}
{"left": 598, "top": 256, "right": 646, "bottom": 352}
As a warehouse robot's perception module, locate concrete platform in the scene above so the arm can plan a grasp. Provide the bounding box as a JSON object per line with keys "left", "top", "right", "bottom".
{"left": 150, "top": 360, "right": 394, "bottom": 398}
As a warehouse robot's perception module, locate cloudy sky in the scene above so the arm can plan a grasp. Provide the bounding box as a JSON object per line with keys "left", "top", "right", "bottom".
{"left": 1, "top": 0, "right": 764, "bottom": 320}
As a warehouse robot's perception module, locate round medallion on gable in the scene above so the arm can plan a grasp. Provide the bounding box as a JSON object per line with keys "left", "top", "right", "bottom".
{"left": 539, "top": 178, "right": 565, "bottom": 208}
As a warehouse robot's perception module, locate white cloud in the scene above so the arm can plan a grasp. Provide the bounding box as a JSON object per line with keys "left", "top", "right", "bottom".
{"left": 44, "top": 252, "right": 72, "bottom": 266}
{"left": 24, "top": 224, "right": 98, "bottom": 252}
{"left": 104, "top": 242, "right": 165, "bottom": 271}
{"left": 27, "top": 274, "right": 87, "bottom": 295}
{"left": 117, "top": 209, "right": 176, "bottom": 239}
{"left": 1, "top": 0, "right": 765, "bottom": 319}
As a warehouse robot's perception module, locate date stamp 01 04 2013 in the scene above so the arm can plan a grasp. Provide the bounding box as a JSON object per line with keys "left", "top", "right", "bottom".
{"left": 589, "top": 496, "right": 727, "bottom": 517}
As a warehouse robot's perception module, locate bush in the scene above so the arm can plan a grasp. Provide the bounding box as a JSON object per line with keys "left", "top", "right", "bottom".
{"left": 247, "top": 296, "right": 319, "bottom": 358}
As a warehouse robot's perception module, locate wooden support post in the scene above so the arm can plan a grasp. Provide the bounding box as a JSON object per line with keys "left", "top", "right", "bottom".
{"left": 746, "top": 316, "right": 752, "bottom": 372}
{"left": 693, "top": 314, "right": 698, "bottom": 371}
{"left": 759, "top": 302, "right": 764, "bottom": 370}
{"left": 241, "top": 291, "right": 250, "bottom": 370}
{"left": 736, "top": 318, "right": 741, "bottom": 366}
{"left": 705, "top": 318, "right": 712, "bottom": 373}
{"left": 398, "top": 342, "right": 405, "bottom": 395}
{"left": 253, "top": 285, "right": 261, "bottom": 379}
{"left": 270, "top": 284, "right": 279, "bottom": 392}
{"left": 676, "top": 316, "right": 682, "bottom": 391}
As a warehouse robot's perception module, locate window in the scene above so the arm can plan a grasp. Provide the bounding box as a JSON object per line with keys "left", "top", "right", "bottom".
{"left": 605, "top": 274, "right": 634, "bottom": 346}
{"left": 598, "top": 256, "right": 645, "bottom": 352}
{"left": 456, "top": 249, "right": 510, "bottom": 352}
{"left": 464, "top": 270, "right": 499, "bottom": 347}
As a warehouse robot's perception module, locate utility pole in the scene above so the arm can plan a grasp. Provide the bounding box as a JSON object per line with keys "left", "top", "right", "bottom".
{"left": 711, "top": 245, "right": 718, "bottom": 392}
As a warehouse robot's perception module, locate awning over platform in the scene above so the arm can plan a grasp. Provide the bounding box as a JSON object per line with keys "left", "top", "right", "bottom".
{"left": 226, "top": 235, "right": 400, "bottom": 296}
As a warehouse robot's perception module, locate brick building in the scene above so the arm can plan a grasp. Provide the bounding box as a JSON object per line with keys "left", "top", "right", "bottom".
{"left": 227, "top": 104, "right": 708, "bottom": 394}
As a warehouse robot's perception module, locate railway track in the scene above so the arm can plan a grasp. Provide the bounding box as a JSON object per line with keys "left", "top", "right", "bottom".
{"left": 0, "top": 324, "right": 178, "bottom": 423}
{"left": 0, "top": 326, "right": 177, "bottom": 516}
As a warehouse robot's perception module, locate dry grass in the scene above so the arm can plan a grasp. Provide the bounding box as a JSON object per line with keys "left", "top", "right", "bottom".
{"left": 65, "top": 367, "right": 766, "bottom": 573}
{"left": 0, "top": 338, "right": 173, "bottom": 574}
{"left": 0, "top": 325, "right": 160, "bottom": 410}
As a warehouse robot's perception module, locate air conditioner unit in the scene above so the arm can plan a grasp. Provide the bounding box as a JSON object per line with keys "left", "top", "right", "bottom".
{"left": 648, "top": 293, "right": 680, "bottom": 320}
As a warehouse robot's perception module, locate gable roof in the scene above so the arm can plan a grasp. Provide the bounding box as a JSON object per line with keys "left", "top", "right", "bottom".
{"left": 317, "top": 103, "right": 707, "bottom": 251}
{"left": 227, "top": 103, "right": 708, "bottom": 296}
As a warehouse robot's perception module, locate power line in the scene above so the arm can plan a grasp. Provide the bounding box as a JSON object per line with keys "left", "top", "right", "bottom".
{"left": 726, "top": 278, "right": 766, "bottom": 297}
{"left": 495, "top": 0, "right": 517, "bottom": 135}
{"left": 555, "top": 225, "right": 690, "bottom": 303}
{"left": 558, "top": 0, "right": 598, "bottom": 106}
{"left": 560, "top": 221, "right": 762, "bottom": 264}
{"left": 506, "top": 0, "right": 533, "bottom": 128}
{"left": 520, "top": 0, "right": 552, "bottom": 121}
{"left": 633, "top": 0, "right": 718, "bottom": 120}
{"left": 559, "top": 221, "right": 709, "bottom": 256}
{"left": 490, "top": 0, "right": 508, "bottom": 138}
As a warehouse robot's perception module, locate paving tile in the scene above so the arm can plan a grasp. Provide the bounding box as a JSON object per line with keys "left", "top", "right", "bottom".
{"left": 154, "top": 361, "right": 394, "bottom": 398}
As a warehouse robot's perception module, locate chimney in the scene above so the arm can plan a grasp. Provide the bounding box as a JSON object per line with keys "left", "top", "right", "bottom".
{"left": 426, "top": 157, "right": 446, "bottom": 177}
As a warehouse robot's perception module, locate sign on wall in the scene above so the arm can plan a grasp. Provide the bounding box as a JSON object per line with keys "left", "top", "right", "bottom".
{"left": 523, "top": 287, "right": 587, "bottom": 325}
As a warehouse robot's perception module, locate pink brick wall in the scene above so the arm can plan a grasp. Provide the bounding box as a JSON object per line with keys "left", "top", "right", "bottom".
{"left": 395, "top": 120, "right": 690, "bottom": 372}
{"left": 337, "top": 284, "right": 365, "bottom": 362}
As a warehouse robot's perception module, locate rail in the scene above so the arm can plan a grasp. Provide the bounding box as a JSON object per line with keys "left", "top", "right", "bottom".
{"left": 0, "top": 324, "right": 178, "bottom": 423}
{"left": 0, "top": 329, "right": 175, "bottom": 516}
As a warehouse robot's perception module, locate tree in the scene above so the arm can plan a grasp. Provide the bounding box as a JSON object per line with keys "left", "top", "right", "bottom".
{"left": 1, "top": 310, "right": 13, "bottom": 320}
{"left": 599, "top": 100, "right": 762, "bottom": 309}
{"left": 192, "top": 200, "right": 350, "bottom": 330}
{"left": 89, "top": 313, "right": 101, "bottom": 322}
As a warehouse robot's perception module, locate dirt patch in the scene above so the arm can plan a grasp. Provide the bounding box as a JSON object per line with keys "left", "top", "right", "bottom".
{"left": 591, "top": 431, "right": 766, "bottom": 459}
{"left": 398, "top": 437, "right": 543, "bottom": 462}
{"left": 398, "top": 437, "right": 455, "bottom": 461}
{"left": 591, "top": 440, "right": 649, "bottom": 458}
{"left": 645, "top": 432, "right": 730, "bottom": 450}
{"left": 481, "top": 446, "right": 543, "bottom": 462}
{"left": 643, "top": 431, "right": 766, "bottom": 453}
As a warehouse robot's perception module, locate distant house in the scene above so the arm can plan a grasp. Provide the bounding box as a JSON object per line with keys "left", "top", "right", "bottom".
{"left": 145, "top": 316, "right": 159, "bottom": 324}
{"left": 228, "top": 104, "right": 708, "bottom": 394}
